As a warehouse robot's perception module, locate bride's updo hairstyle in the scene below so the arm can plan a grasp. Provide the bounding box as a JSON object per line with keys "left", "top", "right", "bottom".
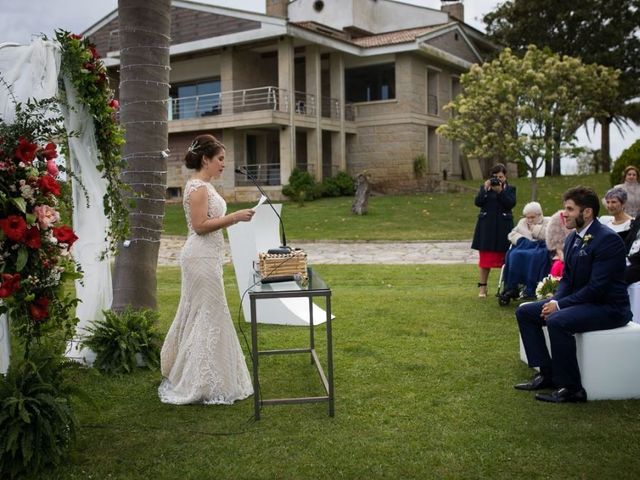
{"left": 184, "top": 134, "right": 225, "bottom": 170}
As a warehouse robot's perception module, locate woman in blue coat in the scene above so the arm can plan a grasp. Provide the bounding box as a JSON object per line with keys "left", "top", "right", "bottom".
{"left": 471, "top": 163, "right": 516, "bottom": 297}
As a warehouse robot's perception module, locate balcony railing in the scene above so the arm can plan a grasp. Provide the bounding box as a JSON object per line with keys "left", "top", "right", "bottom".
{"left": 235, "top": 163, "right": 281, "bottom": 187}
{"left": 168, "top": 86, "right": 353, "bottom": 121}
{"left": 294, "top": 90, "right": 316, "bottom": 116}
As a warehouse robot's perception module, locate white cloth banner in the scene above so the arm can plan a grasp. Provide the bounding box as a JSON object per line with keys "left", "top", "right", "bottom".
{"left": 227, "top": 204, "right": 328, "bottom": 326}
{"left": 0, "top": 38, "right": 112, "bottom": 367}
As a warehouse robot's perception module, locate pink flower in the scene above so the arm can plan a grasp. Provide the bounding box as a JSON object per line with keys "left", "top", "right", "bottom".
{"left": 46, "top": 159, "right": 59, "bottom": 177}
{"left": 109, "top": 99, "right": 119, "bottom": 110}
{"left": 34, "top": 205, "right": 60, "bottom": 230}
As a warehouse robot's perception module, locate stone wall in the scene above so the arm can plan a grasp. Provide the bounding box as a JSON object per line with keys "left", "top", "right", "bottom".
{"left": 347, "top": 122, "right": 427, "bottom": 193}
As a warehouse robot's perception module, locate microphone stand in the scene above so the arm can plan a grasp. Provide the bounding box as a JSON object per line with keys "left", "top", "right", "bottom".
{"left": 235, "top": 167, "right": 291, "bottom": 254}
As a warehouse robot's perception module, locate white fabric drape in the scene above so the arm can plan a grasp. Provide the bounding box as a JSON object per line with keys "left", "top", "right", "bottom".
{"left": 0, "top": 38, "right": 113, "bottom": 368}
{"left": 61, "top": 74, "right": 112, "bottom": 364}
{"left": 0, "top": 39, "right": 60, "bottom": 123}
{"left": 0, "top": 313, "right": 9, "bottom": 374}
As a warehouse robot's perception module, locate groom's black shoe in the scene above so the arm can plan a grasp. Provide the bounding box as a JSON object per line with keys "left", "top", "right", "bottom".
{"left": 535, "top": 387, "right": 587, "bottom": 403}
{"left": 514, "top": 374, "right": 554, "bottom": 391}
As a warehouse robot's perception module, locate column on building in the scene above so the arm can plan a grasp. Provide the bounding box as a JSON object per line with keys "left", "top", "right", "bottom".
{"left": 220, "top": 47, "right": 236, "bottom": 192}
{"left": 329, "top": 52, "right": 346, "bottom": 175}
{"left": 278, "top": 36, "right": 295, "bottom": 185}
{"left": 305, "top": 45, "right": 322, "bottom": 181}
{"left": 220, "top": 47, "right": 234, "bottom": 115}
{"left": 221, "top": 128, "right": 238, "bottom": 197}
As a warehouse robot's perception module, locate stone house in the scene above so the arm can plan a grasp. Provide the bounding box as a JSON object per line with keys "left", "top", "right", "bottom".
{"left": 84, "top": 0, "right": 495, "bottom": 201}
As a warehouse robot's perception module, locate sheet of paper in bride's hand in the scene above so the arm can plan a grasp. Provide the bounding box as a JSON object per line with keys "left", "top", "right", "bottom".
{"left": 254, "top": 194, "right": 267, "bottom": 209}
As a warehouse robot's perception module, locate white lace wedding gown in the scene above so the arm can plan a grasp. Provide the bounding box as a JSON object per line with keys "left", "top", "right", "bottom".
{"left": 158, "top": 179, "right": 253, "bottom": 404}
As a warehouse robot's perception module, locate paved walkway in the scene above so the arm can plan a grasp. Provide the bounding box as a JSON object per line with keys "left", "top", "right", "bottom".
{"left": 158, "top": 235, "right": 478, "bottom": 266}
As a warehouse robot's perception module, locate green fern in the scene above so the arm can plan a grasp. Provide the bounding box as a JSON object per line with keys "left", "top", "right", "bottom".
{"left": 82, "top": 307, "right": 162, "bottom": 374}
{"left": 0, "top": 351, "right": 77, "bottom": 479}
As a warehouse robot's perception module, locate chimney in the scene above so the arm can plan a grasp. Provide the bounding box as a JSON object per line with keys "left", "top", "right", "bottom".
{"left": 266, "top": 0, "right": 288, "bottom": 18}
{"left": 441, "top": 1, "right": 464, "bottom": 23}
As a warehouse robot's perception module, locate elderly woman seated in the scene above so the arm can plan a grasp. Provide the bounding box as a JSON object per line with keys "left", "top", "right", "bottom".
{"left": 600, "top": 186, "right": 634, "bottom": 240}
{"left": 545, "top": 209, "right": 572, "bottom": 278}
{"left": 499, "top": 202, "right": 550, "bottom": 302}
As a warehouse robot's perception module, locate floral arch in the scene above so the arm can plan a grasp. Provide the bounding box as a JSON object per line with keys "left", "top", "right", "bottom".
{"left": 0, "top": 32, "right": 127, "bottom": 372}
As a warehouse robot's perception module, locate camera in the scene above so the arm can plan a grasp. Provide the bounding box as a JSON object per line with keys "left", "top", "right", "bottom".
{"left": 489, "top": 177, "right": 501, "bottom": 187}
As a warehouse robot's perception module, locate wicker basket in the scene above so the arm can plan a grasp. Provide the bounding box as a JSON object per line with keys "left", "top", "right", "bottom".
{"left": 258, "top": 250, "right": 308, "bottom": 279}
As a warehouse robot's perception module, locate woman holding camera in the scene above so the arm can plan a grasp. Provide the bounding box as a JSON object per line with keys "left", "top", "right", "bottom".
{"left": 471, "top": 163, "right": 516, "bottom": 298}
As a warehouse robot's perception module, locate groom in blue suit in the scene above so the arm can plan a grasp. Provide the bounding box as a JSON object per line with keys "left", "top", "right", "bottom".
{"left": 515, "top": 186, "right": 631, "bottom": 403}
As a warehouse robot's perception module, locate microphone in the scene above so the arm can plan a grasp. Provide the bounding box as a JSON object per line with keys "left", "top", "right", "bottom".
{"left": 235, "top": 166, "right": 291, "bottom": 254}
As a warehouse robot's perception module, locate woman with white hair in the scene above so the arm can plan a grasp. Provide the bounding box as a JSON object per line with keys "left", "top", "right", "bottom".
{"left": 499, "top": 202, "right": 550, "bottom": 303}
{"left": 601, "top": 186, "right": 633, "bottom": 240}
{"left": 507, "top": 202, "right": 547, "bottom": 245}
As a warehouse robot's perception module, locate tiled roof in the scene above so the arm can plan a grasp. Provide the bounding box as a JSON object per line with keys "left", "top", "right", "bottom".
{"left": 351, "top": 26, "right": 441, "bottom": 47}
{"left": 291, "top": 21, "right": 447, "bottom": 48}
{"left": 292, "top": 21, "right": 352, "bottom": 42}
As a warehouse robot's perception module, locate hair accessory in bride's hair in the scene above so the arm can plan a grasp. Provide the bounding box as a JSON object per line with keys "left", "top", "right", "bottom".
{"left": 187, "top": 139, "right": 199, "bottom": 154}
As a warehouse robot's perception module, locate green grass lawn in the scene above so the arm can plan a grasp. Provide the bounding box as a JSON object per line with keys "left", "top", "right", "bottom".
{"left": 163, "top": 173, "right": 612, "bottom": 240}
{"left": 49, "top": 264, "right": 640, "bottom": 479}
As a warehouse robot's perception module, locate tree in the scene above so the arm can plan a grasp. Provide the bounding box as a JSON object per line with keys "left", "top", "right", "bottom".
{"left": 483, "top": 0, "right": 640, "bottom": 172}
{"left": 437, "top": 46, "right": 618, "bottom": 200}
{"left": 111, "top": 0, "right": 171, "bottom": 311}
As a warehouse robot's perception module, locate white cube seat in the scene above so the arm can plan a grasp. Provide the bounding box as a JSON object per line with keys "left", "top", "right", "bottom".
{"left": 627, "top": 282, "right": 640, "bottom": 324}
{"left": 519, "top": 322, "right": 640, "bottom": 401}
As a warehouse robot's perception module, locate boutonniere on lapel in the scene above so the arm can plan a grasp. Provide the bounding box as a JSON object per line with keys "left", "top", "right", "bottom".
{"left": 579, "top": 234, "right": 593, "bottom": 255}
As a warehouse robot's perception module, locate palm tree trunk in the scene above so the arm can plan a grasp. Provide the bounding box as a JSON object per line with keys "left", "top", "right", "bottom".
{"left": 600, "top": 116, "right": 612, "bottom": 173}
{"left": 552, "top": 126, "right": 562, "bottom": 176}
{"left": 111, "top": 0, "right": 171, "bottom": 310}
{"left": 544, "top": 120, "right": 553, "bottom": 175}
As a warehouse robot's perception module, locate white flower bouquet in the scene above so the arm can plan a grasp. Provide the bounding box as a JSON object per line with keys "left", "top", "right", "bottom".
{"left": 535, "top": 275, "right": 561, "bottom": 299}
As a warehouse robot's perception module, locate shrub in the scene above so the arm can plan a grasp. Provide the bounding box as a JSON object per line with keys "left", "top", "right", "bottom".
{"left": 283, "top": 169, "right": 354, "bottom": 201}
{"left": 610, "top": 139, "right": 640, "bottom": 186}
{"left": 0, "top": 350, "right": 77, "bottom": 479}
{"left": 333, "top": 170, "right": 356, "bottom": 195}
{"left": 413, "top": 154, "right": 427, "bottom": 178}
{"left": 282, "top": 168, "right": 320, "bottom": 203}
{"left": 82, "top": 307, "right": 162, "bottom": 374}
{"left": 320, "top": 171, "right": 355, "bottom": 197}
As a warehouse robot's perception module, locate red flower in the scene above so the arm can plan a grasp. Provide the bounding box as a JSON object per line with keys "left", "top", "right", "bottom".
{"left": 109, "top": 99, "right": 119, "bottom": 110}
{"left": 0, "top": 215, "right": 27, "bottom": 242}
{"left": 40, "top": 142, "right": 58, "bottom": 160}
{"left": 38, "top": 174, "right": 61, "bottom": 196}
{"left": 29, "top": 297, "right": 50, "bottom": 322}
{"left": 14, "top": 137, "right": 38, "bottom": 164}
{"left": 24, "top": 226, "right": 41, "bottom": 249}
{"left": 89, "top": 46, "right": 99, "bottom": 59}
{"left": 52, "top": 225, "right": 78, "bottom": 247}
{"left": 69, "top": 33, "right": 82, "bottom": 40}
{"left": 0, "top": 273, "right": 21, "bottom": 298}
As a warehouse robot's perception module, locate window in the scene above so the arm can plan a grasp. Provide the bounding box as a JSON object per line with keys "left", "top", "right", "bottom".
{"left": 170, "top": 79, "right": 221, "bottom": 120}
{"left": 345, "top": 63, "right": 395, "bottom": 103}
{"left": 166, "top": 187, "right": 182, "bottom": 199}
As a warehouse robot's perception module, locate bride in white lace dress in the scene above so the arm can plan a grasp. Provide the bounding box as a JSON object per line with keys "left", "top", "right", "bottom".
{"left": 159, "top": 134, "right": 255, "bottom": 405}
